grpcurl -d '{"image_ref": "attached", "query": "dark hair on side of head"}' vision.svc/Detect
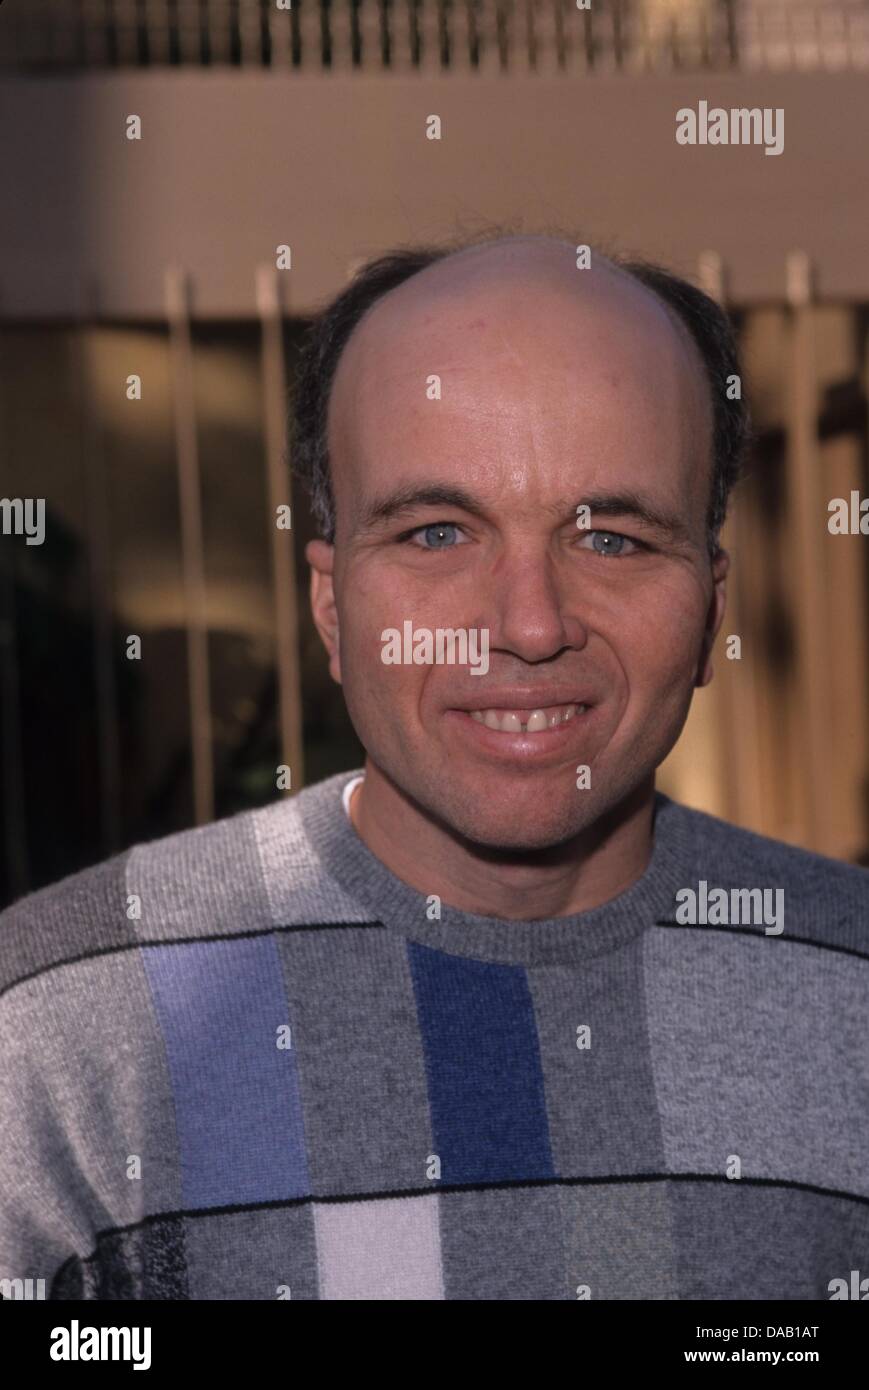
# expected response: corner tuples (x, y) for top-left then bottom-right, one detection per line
(615, 256), (754, 548)
(291, 230), (753, 553)
(291, 244), (453, 544)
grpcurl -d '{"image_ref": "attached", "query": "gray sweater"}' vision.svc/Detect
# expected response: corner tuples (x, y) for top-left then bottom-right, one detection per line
(1, 768), (868, 1300)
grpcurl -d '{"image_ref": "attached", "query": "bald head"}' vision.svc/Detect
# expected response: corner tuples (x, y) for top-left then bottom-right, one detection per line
(336, 234), (708, 399)
(328, 234), (714, 556)
(293, 232), (749, 555)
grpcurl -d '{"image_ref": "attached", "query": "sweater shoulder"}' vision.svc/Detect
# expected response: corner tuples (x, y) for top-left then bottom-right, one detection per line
(0, 782), (360, 1001)
(660, 796), (869, 945)
(0, 849), (135, 999)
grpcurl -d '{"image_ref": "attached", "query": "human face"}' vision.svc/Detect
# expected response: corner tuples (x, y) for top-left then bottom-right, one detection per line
(309, 256), (727, 851)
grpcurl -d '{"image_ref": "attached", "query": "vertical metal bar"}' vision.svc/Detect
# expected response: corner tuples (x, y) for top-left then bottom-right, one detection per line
(554, 0), (565, 70)
(417, 0), (441, 69)
(256, 266), (305, 792)
(786, 251), (835, 853)
(295, 0), (323, 68)
(176, 0), (203, 62)
(581, 1), (594, 70)
(523, 0), (537, 73)
(78, 279), (122, 854)
(165, 266), (214, 824)
(268, 0), (294, 65)
(207, 0), (233, 63)
(238, 0), (263, 62)
(613, 0), (624, 68)
(723, 0), (738, 67)
(0, 327), (30, 898)
(79, 0), (109, 66)
(474, 0), (499, 73)
(357, 0), (383, 68)
(330, 0), (355, 67)
(697, 251), (764, 832)
(114, 0), (140, 63)
(148, 0), (175, 63)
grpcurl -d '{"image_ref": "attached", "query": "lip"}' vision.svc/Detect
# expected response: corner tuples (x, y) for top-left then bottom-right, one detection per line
(448, 692), (596, 713)
(444, 705), (598, 763)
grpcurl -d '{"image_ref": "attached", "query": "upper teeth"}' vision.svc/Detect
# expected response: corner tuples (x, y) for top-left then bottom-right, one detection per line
(469, 703), (585, 733)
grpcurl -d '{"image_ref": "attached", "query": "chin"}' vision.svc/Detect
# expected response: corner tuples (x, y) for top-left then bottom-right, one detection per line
(433, 792), (602, 856)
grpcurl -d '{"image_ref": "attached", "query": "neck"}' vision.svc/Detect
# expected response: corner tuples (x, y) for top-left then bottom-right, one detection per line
(348, 761), (656, 921)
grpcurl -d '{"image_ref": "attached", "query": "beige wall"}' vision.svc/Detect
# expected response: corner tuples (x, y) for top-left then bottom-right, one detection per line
(1, 70), (868, 318)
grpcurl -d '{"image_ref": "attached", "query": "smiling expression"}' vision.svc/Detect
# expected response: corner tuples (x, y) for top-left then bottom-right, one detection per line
(309, 241), (727, 851)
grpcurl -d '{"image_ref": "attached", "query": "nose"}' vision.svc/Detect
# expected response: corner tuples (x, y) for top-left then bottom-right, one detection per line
(481, 547), (590, 663)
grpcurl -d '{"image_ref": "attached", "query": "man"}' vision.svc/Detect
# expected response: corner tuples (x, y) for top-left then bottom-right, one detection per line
(1, 233), (867, 1301)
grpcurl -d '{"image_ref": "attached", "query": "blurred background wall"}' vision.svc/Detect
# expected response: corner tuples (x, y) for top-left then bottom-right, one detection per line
(1, 0), (867, 906)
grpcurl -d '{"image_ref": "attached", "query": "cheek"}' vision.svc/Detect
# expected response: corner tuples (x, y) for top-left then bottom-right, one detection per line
(341, 618), (429, 723)
(339, 576), (399, 666)
(339, 562), (466, 697)
(604, 582), (707, 693)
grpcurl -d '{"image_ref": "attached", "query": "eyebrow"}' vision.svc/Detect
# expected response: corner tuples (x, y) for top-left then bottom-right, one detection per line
(573, 490), (694, 543)
(359, 484), (486, 531)
(358, 482), (693, 543)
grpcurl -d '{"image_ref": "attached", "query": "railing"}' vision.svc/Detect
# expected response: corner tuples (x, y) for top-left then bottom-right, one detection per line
(1, 1), (868, 73)
(0, 265), (308, 903)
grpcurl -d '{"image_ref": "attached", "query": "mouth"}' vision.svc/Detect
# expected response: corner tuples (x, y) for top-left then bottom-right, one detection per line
(444, 699), (597, 763)
(465, 702), (586, 734)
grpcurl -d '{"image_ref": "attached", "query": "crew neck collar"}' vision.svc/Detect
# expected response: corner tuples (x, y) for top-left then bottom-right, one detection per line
(295, 768), (693, 967)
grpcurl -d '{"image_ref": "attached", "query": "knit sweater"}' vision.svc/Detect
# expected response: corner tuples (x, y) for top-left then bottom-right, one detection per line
(1, 768), (868, 1301)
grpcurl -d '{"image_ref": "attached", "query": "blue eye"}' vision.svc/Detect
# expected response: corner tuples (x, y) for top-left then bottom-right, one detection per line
(407, 522), (464, 549)
(580, 530), (637, 557)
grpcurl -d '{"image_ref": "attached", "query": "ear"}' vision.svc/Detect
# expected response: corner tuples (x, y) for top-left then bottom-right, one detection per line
(306, 538), (342, 685)
(696, 546), (729, 689)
